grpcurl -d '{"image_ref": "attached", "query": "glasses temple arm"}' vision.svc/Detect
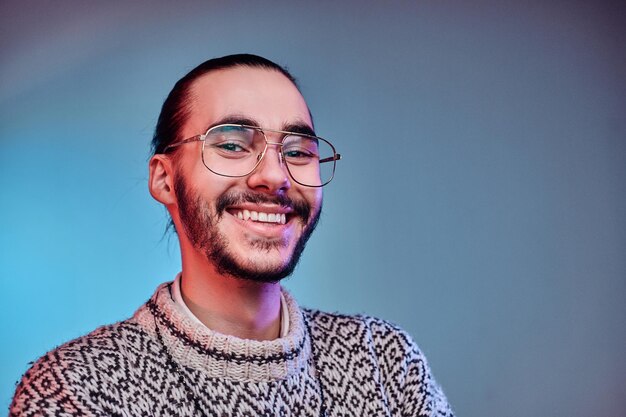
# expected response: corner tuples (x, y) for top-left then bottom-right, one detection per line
(162, 135), (204, 153)
(319, 153), (341, 164)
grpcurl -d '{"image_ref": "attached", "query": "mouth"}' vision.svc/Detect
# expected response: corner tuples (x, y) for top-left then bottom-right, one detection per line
(216, 191), (310, 228)
(229, 209), (288, 225)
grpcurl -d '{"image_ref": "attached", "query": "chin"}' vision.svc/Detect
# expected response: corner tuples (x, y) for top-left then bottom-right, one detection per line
(211, 240), (304, 284)
(218, 259), (297, 283)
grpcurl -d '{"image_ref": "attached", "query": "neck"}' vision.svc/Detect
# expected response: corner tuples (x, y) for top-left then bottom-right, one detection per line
(179, 251), (282, 341)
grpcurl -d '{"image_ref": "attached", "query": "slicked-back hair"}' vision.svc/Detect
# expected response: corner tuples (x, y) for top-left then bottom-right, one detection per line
(151, 54), (300, 156)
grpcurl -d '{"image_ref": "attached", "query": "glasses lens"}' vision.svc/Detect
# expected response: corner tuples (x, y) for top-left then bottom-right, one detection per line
(202, 125), (265, 176)
(201, 125), (337, 186)
(282, 135), (336, 187)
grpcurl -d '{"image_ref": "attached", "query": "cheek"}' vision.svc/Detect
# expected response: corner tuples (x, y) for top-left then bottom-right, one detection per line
(305, 188), (323, 212)
(313, 188), (323, 203)
(189, 173), (239, 207)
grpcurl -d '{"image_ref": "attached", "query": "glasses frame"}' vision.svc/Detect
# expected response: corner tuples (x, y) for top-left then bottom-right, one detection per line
(163, 123), (341, 187)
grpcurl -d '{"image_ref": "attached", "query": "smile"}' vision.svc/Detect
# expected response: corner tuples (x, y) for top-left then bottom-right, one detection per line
(232, 209), (287, 225)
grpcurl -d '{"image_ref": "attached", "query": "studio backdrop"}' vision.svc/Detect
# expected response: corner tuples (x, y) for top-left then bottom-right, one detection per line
(1, 1), (625, 416)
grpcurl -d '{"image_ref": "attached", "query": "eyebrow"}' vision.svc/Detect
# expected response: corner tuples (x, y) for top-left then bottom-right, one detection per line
(207, 114), (316, 137)
(282, 122), (316, 137)
(208, 115), (260, 130)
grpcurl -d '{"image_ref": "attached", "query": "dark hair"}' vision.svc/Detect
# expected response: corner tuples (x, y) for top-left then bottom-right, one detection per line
(151, 54), (299, 156)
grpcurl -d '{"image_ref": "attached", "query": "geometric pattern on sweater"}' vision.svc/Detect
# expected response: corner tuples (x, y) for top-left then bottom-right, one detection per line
(307, 311), (453, 416)
(10, 282), (454, 416)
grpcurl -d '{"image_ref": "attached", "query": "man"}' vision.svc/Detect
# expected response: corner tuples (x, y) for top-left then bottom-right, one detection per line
(11, 54), (453, 416)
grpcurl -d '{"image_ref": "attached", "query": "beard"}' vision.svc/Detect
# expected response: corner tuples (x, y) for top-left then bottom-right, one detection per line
(174, 175), (320, 283)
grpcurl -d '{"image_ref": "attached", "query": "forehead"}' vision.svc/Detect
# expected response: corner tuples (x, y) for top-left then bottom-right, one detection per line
(184, 67), (312, 136)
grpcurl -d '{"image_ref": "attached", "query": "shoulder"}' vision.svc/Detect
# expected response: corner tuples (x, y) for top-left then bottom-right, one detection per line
(10, 320), (147, 416)
(37, 319), (147, 368)
(304, 308), (416, 353)
(304, 309), (454, 416)
(303, 308), (425, 377)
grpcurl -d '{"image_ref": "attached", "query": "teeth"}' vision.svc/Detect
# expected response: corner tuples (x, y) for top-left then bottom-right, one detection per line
(234, 210), (287, 224)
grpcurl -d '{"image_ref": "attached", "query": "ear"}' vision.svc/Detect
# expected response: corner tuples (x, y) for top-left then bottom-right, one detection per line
(149, 154), (177, 205)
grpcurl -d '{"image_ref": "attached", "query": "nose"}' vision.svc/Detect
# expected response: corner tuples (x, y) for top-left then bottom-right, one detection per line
(246, 143), (291, 193)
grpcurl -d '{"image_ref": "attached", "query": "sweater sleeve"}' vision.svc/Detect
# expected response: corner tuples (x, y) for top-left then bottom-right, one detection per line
(368, 318), (454, 417)
(9, 349), (107, 417)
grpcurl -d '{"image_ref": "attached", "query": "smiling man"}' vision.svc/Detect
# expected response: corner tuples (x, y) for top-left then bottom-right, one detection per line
(11, 54), (453, 416)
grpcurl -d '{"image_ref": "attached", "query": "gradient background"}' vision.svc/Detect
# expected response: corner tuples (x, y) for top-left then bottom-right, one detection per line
(1, 1), (625, 415)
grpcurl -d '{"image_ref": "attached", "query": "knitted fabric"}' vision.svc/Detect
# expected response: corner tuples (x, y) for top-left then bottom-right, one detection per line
(10, 282), (454, 416)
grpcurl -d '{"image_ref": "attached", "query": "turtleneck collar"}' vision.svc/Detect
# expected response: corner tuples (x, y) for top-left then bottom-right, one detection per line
(131, 282), (311, 383)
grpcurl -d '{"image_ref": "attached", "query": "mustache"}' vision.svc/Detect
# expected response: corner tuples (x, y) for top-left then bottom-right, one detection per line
(216, 191), (311, 222)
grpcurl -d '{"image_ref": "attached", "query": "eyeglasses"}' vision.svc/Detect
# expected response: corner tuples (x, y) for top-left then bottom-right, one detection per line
(163, 124), (341, 187)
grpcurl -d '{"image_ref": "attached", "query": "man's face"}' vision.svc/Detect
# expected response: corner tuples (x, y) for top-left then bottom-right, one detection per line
(172, 67), (323, 282)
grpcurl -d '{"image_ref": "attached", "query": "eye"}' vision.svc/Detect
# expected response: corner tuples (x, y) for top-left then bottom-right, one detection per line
(282, 136), (319, 164)
(217, 142), (246, 152)
(206, 125), (257, 157)
(283, 146), (318, 166)
(207, 141), (254, 160)
(284, 149), (314, 159)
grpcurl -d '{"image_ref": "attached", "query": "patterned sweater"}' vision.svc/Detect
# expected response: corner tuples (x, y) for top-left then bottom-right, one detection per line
(10, 283), (454, 416)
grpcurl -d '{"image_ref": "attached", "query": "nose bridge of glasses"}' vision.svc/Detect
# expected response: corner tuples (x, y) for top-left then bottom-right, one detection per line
(256, 128), (287, 162)
(259, 127), (287, 146)
(256, 130), (287, 169)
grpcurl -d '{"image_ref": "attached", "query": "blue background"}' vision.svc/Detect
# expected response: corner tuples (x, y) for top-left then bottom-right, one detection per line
(1, 1), (625, 415)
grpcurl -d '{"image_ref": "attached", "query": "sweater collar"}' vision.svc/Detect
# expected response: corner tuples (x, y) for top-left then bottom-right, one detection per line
(134, 282), (311, 382)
